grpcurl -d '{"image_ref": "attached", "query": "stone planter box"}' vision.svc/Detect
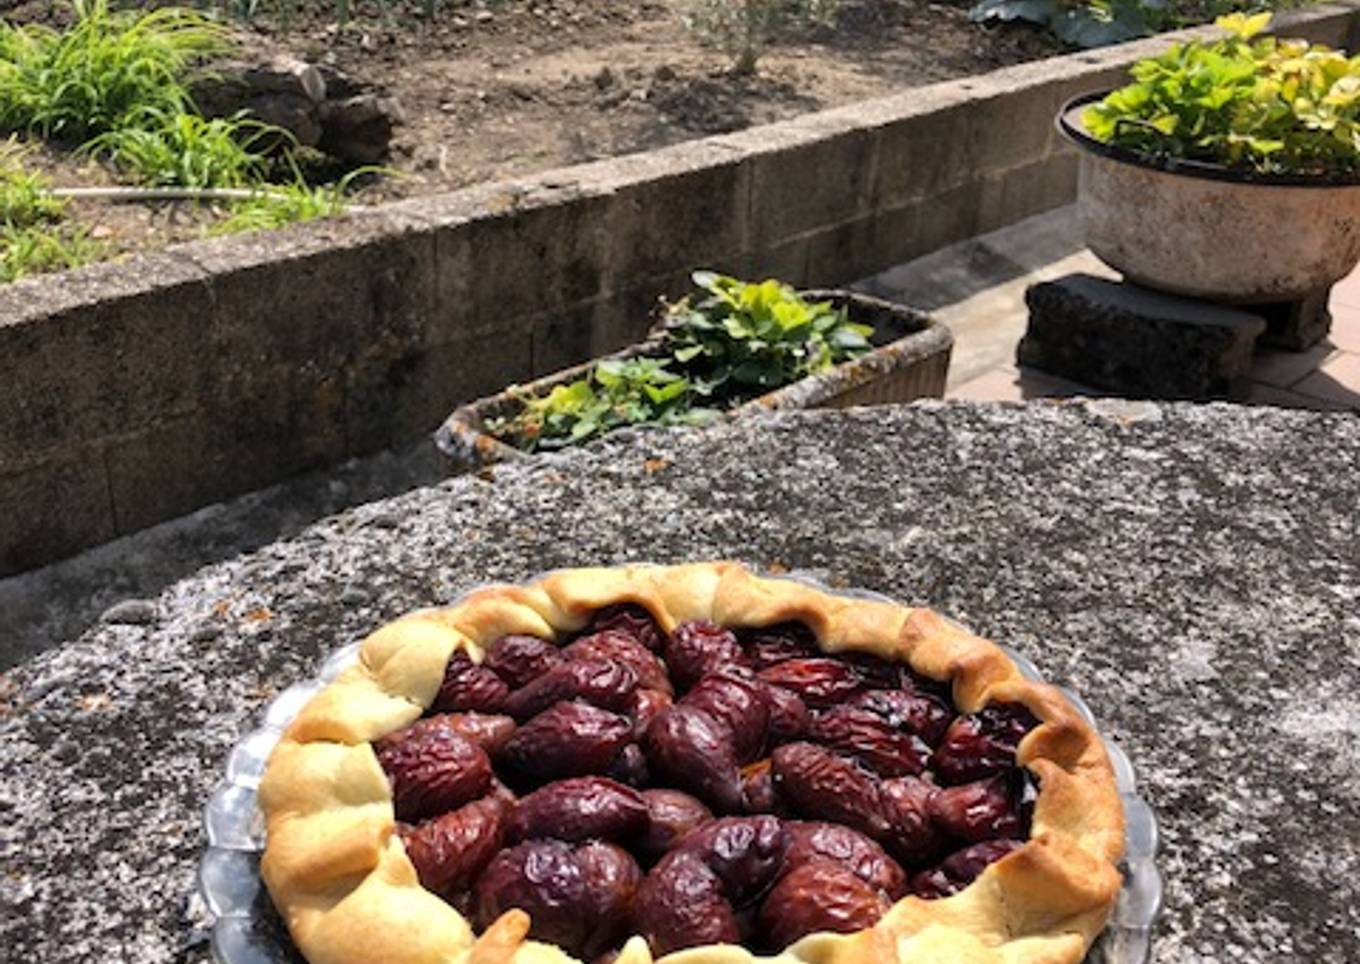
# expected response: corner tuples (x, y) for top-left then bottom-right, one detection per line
(1059, 92), (1360, 304)
(434, 290), (953, 472)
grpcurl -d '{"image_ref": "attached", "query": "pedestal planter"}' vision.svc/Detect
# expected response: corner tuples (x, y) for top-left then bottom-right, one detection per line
(1058, 93), (1360, 305)
(435, 290), (952, 473)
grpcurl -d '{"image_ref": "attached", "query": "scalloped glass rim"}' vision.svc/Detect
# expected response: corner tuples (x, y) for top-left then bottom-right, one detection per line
(197, 567), (1162, 964)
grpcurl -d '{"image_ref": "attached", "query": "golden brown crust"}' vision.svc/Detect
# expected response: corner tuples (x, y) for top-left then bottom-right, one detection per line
(258, 562), (1126, 964)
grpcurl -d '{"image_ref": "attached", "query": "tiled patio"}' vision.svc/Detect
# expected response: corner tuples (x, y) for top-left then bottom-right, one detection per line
(857, 207), (1360, 413)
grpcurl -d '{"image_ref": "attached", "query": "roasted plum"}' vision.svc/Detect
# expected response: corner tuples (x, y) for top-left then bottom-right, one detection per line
(845, 688), (953, 747)
(782, 821), (907, 899)
(586, 603), (663, 653)
(928, 774), (1029, 844)
(770, 742), (890, 840)
(663, 621), (747, 691)
(574, 841), (644, 958)
(878, 775), (948, 866)
(473, 839), (640, 957)
(642, 703), (744, 814)
(757, 659), (863, 708)
(505, 776), (648, 845)
(633, 849), (741, 956)
(808, 705), (931, 777)
(637, 789), (713, 864)
(931, 702), (1041, 785)
(761, 682), (811, 742)
(910, 839), (1024, 899)
(484, 635), (563, 690)
(431, 712), (518, 756)
(673, 816), (789, 906)
(626, 688), (673, 741)
(681, 669), (771, 763)
(741, 622), (819, 668)
(375, 720), (493, 822)
(398, 795), (509, 899)
(432, 650), (511, 714)
(759, 861), (891, 947)
(498, 701), (633, 786)
(502, 658), (639, 721)
(566, 630), (673, 696)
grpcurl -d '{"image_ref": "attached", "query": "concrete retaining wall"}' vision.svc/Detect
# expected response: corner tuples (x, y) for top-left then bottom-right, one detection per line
(2, 2), (1356, 575)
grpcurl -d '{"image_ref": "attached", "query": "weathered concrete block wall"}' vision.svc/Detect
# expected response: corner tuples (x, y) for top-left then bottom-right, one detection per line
(2, 2), (1356, 574)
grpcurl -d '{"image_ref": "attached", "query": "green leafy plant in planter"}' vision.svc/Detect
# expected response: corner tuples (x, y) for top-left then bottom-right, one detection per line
(1082, 13), (1360, 177)
(665, 271), (874, 401)
(486, 358), (712, 453)
(488, 273), (876, 453)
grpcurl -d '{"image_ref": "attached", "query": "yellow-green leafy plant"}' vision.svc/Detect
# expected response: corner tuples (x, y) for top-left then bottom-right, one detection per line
(1083, 13), (1360, 176)
(487, 358), (710, 453)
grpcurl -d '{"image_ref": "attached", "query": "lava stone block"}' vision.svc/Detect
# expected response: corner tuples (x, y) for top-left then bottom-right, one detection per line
(1018, 274), (1265, 400)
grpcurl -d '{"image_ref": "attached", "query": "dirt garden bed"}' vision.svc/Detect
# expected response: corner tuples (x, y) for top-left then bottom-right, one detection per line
(0, 0), (1063, 257)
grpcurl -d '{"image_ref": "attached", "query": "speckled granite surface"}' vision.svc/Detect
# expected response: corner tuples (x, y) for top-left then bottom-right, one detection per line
(2, 401), (1357, 963)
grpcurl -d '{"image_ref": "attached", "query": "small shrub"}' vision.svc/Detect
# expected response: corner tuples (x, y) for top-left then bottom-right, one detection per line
(679, 0), (842, 73)
(0, 0), (226, 141)
(1082, 13), (1360, 177)
(663, 271), (875, 399)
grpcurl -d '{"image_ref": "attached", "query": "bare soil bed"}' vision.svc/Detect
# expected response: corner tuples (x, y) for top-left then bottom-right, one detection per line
(3, 0), (1062, 256)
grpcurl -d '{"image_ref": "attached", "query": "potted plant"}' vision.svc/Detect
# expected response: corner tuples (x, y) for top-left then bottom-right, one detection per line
(1057, 13), (1360, 304)
(435, 273), (952, 470)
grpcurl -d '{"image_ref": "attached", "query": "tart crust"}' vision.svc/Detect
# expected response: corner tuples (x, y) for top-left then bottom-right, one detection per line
(258, 562), (1126, 964)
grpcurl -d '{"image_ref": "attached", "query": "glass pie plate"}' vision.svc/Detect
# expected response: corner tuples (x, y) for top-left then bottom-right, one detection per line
(197, 572), (1163, 964)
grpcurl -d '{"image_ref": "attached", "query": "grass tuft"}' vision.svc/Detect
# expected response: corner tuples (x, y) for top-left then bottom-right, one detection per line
(0, 0), (227, 142)
(80, 108), (281, 188)
(0, 139), (102, 281)
(212, 167), (379, 234)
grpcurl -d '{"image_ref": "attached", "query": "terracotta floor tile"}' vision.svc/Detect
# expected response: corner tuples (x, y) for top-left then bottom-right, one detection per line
(1290, 351), (1360, 410)
(947, 365), (1096, 402)
(948, 366), (1028, 402)
(1246, 382), (1350, 412)
(1334, 264), (1360, 302)
(1250, 344), (1341, 389)
(1328, 303), (1360, 353)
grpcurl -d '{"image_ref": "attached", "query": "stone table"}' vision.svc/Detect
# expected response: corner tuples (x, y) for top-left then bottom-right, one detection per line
(2, 402), (1357, 964)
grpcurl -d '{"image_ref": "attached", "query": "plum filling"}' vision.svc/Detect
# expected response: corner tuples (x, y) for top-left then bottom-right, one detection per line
(375, 612), (1041, 959)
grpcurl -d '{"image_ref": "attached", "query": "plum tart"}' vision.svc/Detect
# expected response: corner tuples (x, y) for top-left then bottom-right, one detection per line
(258, 562), (1124, 964)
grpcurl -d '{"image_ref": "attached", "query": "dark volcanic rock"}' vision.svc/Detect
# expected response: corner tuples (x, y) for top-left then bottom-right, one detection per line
(1019, 274), (1266, 400)
(1, 402), (1358, 963)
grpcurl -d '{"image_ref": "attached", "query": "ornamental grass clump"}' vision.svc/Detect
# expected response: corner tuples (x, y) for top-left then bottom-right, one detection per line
(0, 0), (226, 142)
(1082, 13), (1360, 178)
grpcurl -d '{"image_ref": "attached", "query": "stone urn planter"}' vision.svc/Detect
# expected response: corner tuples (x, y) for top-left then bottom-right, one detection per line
(1058, 92), (1360, 304)
(435, 290), (952, 473)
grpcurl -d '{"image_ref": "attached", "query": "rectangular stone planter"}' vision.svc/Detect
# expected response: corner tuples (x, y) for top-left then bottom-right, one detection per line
(434, 290), (953, 472)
